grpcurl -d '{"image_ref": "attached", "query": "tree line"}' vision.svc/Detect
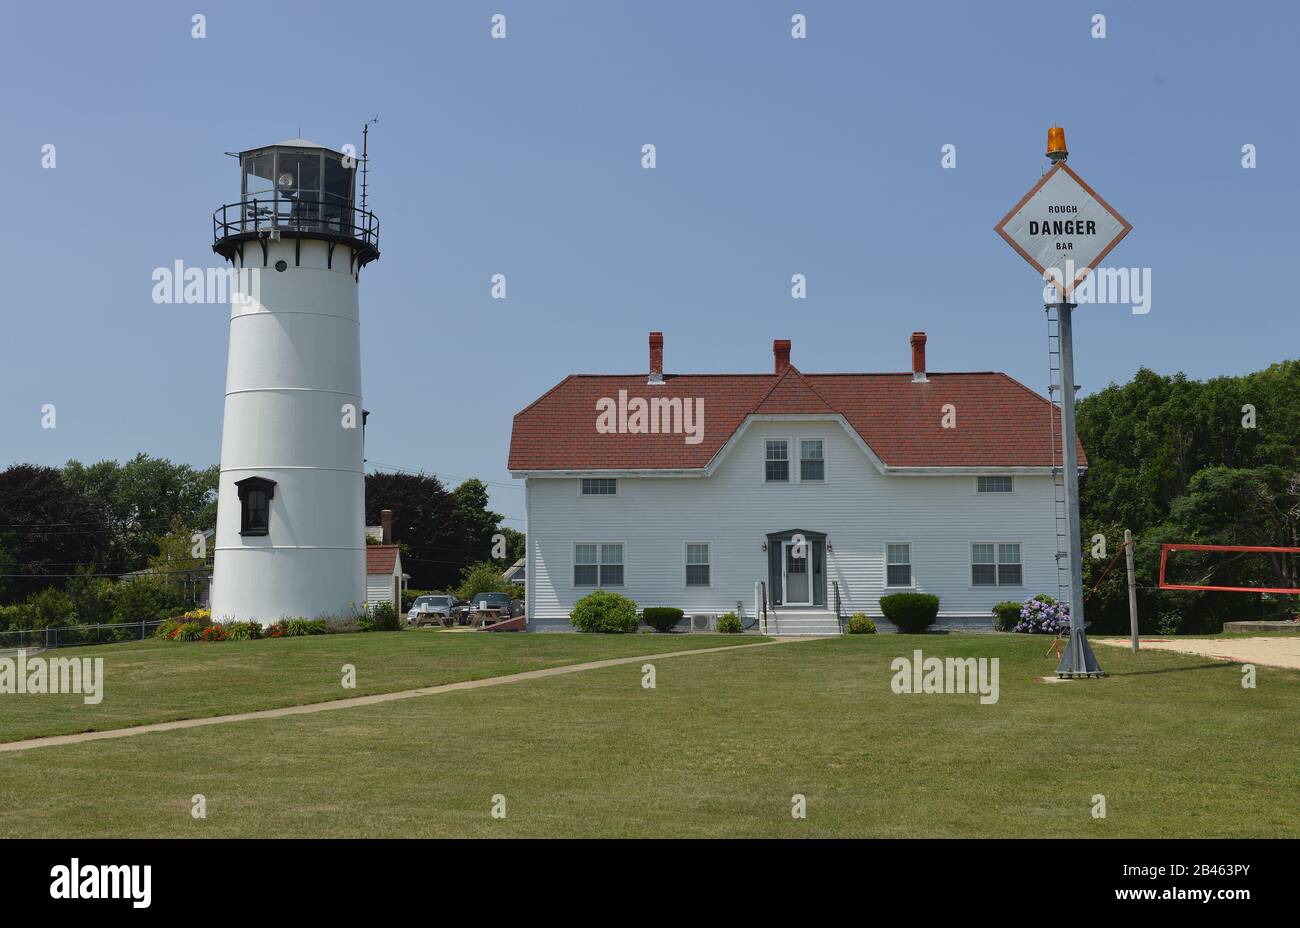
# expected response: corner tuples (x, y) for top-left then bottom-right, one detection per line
(1077, 360), (1300, 633)
(0, 455), (522, 629)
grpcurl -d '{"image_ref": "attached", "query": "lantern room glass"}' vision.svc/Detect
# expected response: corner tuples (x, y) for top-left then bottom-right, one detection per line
(239, 146), (356, 236)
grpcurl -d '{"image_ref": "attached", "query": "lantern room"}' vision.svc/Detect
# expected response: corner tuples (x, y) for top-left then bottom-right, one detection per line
(213, 138), (379, 268)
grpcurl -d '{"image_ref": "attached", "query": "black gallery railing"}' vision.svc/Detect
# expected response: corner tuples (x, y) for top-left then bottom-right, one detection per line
(213, 198), (380, 251)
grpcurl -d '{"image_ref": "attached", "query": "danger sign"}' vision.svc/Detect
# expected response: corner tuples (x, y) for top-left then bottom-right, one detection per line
(995, 162), (1132, 296)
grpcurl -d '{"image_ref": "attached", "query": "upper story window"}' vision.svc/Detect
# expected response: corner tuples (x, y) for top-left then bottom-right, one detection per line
(581, 478), (618, 496)
(234, 476), (276, 537)
(977, 476), (1014, 494)
(800, 440), (825, 481)
(765, 440), (790, 482)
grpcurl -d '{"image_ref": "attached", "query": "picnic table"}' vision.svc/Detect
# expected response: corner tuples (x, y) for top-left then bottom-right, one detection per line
(470, 608), (510, 629)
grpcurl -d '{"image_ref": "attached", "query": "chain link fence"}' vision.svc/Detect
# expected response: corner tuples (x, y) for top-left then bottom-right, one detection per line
(0, 620), (165, 651)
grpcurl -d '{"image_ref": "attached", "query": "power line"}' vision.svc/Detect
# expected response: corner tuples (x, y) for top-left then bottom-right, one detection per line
(365, 461), (523, 492)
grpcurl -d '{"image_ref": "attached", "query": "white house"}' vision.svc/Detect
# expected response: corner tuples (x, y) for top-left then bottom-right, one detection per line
(502, 557), (527, 588)
(508, 331), (1084, 635)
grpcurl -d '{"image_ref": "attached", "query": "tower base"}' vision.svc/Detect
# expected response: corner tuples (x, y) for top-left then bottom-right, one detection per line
(1056, 624), (1107, 678)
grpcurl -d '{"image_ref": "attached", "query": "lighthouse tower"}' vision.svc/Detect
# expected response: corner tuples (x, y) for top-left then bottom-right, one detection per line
(210, 138), (380, 625)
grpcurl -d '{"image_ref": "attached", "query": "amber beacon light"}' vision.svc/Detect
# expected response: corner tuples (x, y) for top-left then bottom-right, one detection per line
(1046, 125), (1069, 162)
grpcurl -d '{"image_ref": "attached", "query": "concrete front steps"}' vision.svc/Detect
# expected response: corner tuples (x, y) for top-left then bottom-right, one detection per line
(762, 611), (843, 636)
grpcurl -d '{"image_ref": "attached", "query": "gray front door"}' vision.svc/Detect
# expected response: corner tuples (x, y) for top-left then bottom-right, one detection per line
(783, 542), (811, 605)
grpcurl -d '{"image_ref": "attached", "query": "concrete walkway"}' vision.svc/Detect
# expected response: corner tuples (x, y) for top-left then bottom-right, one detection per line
(0, 638), (808, 755)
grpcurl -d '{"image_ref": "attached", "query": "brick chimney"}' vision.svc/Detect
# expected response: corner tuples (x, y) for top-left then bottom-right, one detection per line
(910, 332), (928, 382)
(648, 331), (664, 384)
(381, 509), (393, 544)
(773, 339), (792, 375)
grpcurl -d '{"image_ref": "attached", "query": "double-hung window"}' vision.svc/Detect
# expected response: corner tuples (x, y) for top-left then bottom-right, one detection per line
(765, 440), (790, 482)
(972, 543), (1022, 586)
(575, 543), (624, 587)
(685, 543), (711, 587)
(886, 543), (912, 587)
(800, 440), (825, 481)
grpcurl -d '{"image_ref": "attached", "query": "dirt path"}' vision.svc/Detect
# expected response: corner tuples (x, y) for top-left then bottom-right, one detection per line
(1095, 635), (1300, 670)
(0, 637), (810, 755)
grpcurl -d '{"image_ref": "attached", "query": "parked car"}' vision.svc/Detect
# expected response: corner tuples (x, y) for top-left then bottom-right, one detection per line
(469, 591), (509, 611)
(468, 592), (524, 619)
(407, 594), (466, 627)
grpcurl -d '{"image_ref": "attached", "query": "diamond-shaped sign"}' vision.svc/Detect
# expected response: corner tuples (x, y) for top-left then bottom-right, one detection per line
(995, 162), (1132, 296)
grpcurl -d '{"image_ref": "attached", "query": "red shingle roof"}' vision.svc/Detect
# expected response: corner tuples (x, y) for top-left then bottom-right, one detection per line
(366, 545), (399, 575)
(508, 365), (1085, 472)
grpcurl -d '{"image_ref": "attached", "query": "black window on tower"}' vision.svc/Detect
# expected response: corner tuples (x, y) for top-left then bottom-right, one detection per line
(235, 476), (277, 537)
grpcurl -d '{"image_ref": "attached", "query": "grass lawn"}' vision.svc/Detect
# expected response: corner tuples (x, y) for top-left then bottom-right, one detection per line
(1, 633), (1296, 837)
(0, 631), (760, 742)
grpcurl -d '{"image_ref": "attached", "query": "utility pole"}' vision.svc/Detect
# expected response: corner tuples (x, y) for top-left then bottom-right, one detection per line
(1125, 528), (1139, 652)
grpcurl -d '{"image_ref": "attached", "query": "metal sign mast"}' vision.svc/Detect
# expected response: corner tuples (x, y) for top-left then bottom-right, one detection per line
(995, 127), (1133, 679)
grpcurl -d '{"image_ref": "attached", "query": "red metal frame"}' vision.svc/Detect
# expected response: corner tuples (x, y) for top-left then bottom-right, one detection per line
(1158, 543), (1300, 595)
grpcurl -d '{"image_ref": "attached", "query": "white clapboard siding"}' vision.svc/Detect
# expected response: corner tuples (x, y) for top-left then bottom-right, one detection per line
(525, 417), (1061, 628)
(366, 574), (395, 606)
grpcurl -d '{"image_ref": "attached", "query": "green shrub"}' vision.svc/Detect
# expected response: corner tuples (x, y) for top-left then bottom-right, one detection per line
(879, 592), (940, 633)
(1156, 610), (1184, 636)
(716, 612), (742, 634)
(171, 622), (202, 641)
(992, 601), (1022, 632)
(569, 591), (640, 633)
(65, 574), (116, 625)
(370, 601), (402, 632)
(223, 621), (262, 641)
(109, 578), (191, 624)
(267, 618), (329, 638)
(455, 561), (522, 603)
(642, 607), (685, 632)
(847, 613), (876, 634)
(0, 603), (29, 632)
(24, 587), (75, 629)
(154, 618), (181, 639)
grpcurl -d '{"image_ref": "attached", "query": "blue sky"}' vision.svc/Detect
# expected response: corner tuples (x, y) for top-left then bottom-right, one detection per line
(2, 0), (1296, 529)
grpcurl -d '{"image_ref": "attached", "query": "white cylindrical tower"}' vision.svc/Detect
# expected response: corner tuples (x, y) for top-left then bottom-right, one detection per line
(209, 138), (380, 625)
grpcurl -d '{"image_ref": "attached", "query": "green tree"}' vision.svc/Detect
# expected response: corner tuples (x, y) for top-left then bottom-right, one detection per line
(366, 472), (516, 590)
(1077, 361), (1300, 633)
(365, 471), (460, 589)
(455, 561), (524, 602)
(499, 527), (526, 564)
(147, 519), (210, 601)
(0, 464), (112, 602)
(63, 455), (218, 571)
(0, 531), (17, 603)
(451, 478), (503, 562)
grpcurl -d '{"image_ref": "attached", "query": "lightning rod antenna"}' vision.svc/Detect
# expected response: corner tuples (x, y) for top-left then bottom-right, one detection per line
(359, 116), (378, 212)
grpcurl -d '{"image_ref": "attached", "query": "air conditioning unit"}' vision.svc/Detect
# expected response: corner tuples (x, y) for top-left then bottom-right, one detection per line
(691, 613), (714, 633)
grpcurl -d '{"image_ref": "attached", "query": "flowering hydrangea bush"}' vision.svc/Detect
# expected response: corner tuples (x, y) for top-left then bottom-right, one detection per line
(1014, 595), (1071, 634)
